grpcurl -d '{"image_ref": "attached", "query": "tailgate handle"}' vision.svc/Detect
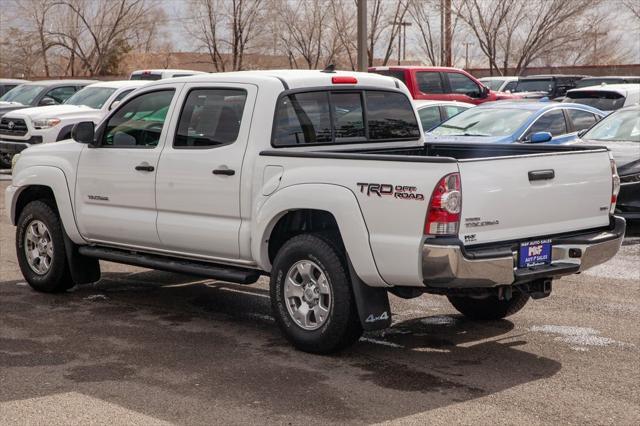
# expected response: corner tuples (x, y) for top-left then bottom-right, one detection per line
(528, 169), (555, 181)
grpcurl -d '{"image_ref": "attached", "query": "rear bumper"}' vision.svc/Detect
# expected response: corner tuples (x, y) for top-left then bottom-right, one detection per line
(422, 216), (625, 288)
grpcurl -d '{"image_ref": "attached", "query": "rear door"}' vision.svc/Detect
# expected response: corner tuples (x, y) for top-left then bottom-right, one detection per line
(155, 82), (256, 260)
(457, 149), (613, 246)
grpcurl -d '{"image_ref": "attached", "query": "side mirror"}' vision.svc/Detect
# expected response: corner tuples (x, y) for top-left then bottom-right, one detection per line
(479, 85), (489, 98)
(39, 97), (56, 106)
(108, 100), (120, 111)
(529, 131), (553, 143)
(71, 121), (95, 145)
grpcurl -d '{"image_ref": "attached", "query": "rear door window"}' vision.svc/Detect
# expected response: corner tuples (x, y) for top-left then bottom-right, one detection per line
(567, 109), (598, 131)
(175, 88), (247, 148)
(416, 72), (445, 94)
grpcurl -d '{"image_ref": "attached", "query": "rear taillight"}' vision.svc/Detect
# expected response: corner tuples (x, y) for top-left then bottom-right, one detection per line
(610, 155), (620, 215)
(425, 172), (461, 236)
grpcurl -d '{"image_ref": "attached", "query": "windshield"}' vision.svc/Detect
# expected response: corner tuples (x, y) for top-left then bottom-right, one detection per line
(430, 108), (534, 137)
(514, 80), (554, 93)
(584, 109), (640, 142)
(0, 85), (45, 105)
(65, 87), (117, 109)
(564, 91), (626, 111)
(481, 80), (505, 91)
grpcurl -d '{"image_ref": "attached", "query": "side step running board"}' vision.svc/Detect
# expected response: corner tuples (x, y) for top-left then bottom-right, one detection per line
(78, 246), (262, 285)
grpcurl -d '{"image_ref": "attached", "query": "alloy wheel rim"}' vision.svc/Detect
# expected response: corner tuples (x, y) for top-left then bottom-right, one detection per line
(284, 260), (332, 330)
(24, 220), (53, 275)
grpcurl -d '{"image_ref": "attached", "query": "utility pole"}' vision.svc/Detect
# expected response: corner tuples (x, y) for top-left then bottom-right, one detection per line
(394, 20), (412, 65)
(443, 0), (452, 66)
(439, 0), (444, 65)
(357, 0), (368, 71)
(585, 30), (607, 63)
(464, 42), (472, 69)
(401, 21), (412, 61)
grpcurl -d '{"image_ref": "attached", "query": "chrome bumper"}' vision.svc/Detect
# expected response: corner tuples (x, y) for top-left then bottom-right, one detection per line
(422, 217), (625, 288)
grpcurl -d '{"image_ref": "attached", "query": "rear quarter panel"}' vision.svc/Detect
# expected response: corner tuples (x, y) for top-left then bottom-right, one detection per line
(252, 154), (459, 286)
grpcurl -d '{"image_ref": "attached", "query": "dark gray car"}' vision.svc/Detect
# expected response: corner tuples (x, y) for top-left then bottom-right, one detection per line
(580, 106), (640, 220)
(0, 79), (96, 117)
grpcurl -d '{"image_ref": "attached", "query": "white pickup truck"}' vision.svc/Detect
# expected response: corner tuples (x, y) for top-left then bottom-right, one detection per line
(6, 70), (625, 354)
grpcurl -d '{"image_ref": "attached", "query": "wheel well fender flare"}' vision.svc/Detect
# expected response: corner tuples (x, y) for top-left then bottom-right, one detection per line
(10, 165), (84, 244)
(252, 183), (388, 287)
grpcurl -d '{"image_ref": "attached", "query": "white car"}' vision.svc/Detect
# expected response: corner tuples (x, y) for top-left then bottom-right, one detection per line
(414, 99), (474, 131)
(6, 70), (624, 354)
(478, 76), (519, 92)
(563, 84), (640, 112)
(129, 69), (206, 80)
(0, 80), (148, 157)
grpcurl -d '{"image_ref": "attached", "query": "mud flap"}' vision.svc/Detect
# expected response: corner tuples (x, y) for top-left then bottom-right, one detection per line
(347, 259), (391, 331)
(63, 233), (101, 284)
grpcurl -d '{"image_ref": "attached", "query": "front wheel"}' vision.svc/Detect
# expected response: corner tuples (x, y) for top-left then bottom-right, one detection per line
(270, 234), (362, 354)
(16, 200), (74, 293)
(447, 291), (530, 320)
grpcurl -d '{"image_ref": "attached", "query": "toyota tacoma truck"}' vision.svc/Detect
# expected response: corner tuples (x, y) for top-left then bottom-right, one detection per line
(6, 70), (625, 354)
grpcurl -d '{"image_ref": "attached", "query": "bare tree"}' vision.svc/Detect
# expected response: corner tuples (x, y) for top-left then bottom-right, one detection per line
(330, 0), (358, 69)
(623, 0), (640, 20)
(457, 0), (600, 75)
(13, 0), (56, 77)
(409, 0), (441, 65)
(46, 0), (152, 76)
(187, 0), (264, 71)
(278, 0), (331, 69)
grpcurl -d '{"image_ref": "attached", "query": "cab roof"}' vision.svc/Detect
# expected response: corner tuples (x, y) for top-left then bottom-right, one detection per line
(155, 69), (400, 91)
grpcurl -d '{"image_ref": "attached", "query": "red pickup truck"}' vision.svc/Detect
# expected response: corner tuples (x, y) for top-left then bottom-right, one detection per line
(369, 66), (519, 105)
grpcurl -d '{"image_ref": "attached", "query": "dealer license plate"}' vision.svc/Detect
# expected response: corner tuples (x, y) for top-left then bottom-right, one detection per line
(518, 239), (552, 268)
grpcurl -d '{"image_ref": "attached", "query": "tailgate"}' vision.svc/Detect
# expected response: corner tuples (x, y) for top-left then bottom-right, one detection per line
(458, 149), (612, 246)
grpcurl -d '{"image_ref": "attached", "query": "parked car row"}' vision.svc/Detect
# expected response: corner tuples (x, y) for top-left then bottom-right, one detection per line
(0, 69), (202, 168)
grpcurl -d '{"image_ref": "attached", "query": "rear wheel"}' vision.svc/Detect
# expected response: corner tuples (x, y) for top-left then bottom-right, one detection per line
(16, 200), (74, 293)
(447, 291), (530, 320)
(270, 234), (362, 354)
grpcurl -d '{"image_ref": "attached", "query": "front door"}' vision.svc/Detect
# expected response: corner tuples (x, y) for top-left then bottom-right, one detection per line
(155, 83), (256, 260)
(75, 87), (181, 248)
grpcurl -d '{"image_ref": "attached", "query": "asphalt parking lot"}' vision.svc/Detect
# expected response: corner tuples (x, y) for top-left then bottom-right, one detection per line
(1, 179), (639, 425)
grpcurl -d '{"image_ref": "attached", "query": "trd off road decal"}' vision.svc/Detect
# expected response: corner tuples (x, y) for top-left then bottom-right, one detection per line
(356, 183), (424, 201)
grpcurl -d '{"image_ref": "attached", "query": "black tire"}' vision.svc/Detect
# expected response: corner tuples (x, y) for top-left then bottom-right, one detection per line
(447, 291), (530, 320)
(16, 200), (74, 293)
(270, 234), (362, 354)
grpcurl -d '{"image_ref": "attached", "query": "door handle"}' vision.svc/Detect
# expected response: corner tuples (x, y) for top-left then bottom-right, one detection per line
(213, 168), (235, 176)
(528, 169), (555, 181)
(135, 164), (155, 172)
